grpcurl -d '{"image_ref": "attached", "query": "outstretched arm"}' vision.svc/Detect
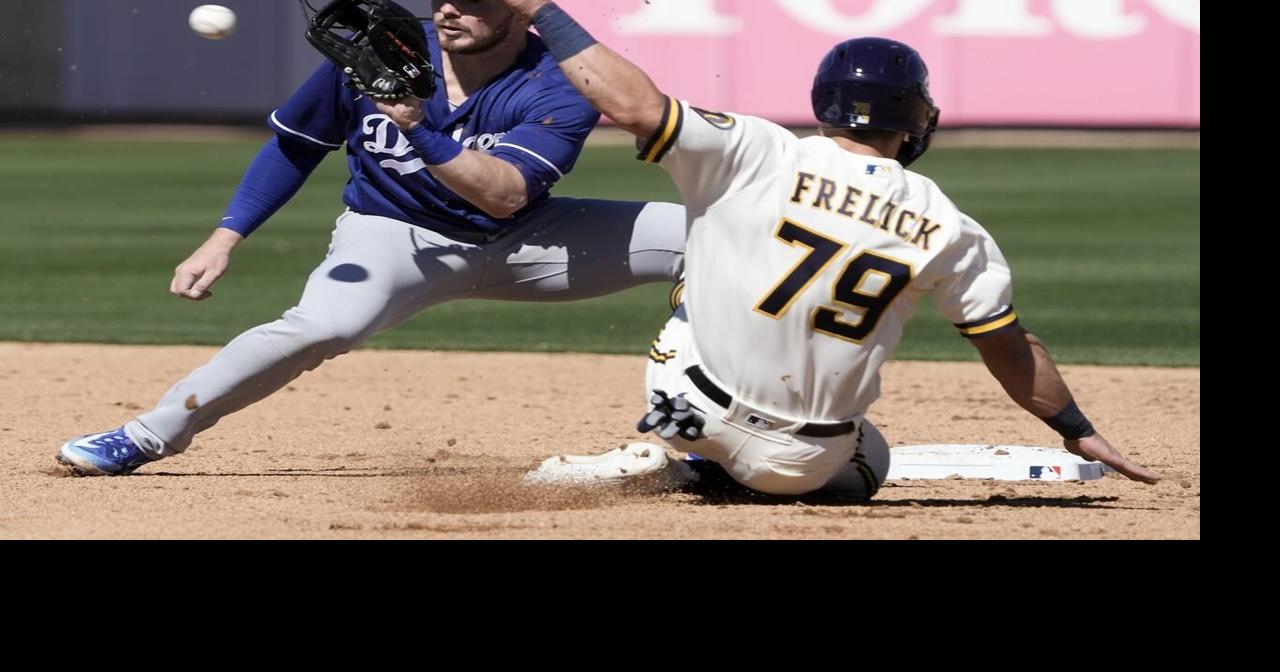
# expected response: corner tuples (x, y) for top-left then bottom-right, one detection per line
(972, 328), (1162, 484)
(376, 99), (530, 219)
(503, 1), (668, 140)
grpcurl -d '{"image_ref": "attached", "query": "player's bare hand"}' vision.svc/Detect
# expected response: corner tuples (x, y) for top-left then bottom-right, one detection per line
(1065, 433), (1162, 485)
(171, 228), (243, 302)
(375, 97), (426, 131)
(499, 0), (551, 20)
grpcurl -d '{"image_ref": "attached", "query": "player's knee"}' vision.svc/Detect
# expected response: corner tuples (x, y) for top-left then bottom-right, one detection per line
(636, 201), (688, 279)
(821, 423), (892, 499)
(308, 323), (371, 356)
(271, 309), (372, 358)
(640, 201), (686, 232)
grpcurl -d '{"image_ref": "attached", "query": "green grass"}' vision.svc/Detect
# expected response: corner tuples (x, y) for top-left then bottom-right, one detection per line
(0, 137), (1199, 366)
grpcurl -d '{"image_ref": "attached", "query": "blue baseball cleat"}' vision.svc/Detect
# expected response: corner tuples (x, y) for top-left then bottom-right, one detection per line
(57, 427), (158, 476)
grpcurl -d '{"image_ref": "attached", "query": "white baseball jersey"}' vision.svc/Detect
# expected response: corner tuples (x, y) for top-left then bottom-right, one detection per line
(640, 98), (1019, 423)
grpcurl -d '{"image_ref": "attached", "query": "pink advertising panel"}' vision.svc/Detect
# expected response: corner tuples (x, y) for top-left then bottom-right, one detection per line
(556, 0), (1200, 126)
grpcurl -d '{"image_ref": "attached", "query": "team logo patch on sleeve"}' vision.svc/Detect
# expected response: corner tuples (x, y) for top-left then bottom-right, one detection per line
(691, 107), (736, 130)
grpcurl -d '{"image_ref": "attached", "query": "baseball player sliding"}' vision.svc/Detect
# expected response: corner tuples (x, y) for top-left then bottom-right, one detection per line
(513, 0), (1161, 497)
(56, 0), (685, 476)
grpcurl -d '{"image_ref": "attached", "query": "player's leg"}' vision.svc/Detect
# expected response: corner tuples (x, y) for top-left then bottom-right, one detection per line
(60, 212), (480, 474)
(471, 198), (684, 301)
(817, 420), (891, 500)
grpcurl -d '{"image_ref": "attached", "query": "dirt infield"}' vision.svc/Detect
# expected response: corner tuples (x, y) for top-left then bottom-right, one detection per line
(0, 342), (1199, 539)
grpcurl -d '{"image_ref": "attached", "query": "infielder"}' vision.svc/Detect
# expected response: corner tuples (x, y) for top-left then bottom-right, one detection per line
(511, 0), (1161, 497)
(56, 0), (685, 476)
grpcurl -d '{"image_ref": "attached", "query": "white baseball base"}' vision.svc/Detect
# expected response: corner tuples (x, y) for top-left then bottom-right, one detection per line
(887, 445), (1115, 482)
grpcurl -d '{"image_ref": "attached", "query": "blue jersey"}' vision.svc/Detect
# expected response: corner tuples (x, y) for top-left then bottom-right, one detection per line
(270, 24), (600, 236)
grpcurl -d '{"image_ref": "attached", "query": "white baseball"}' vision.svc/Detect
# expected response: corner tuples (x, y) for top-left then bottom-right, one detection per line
(189, 4), (237, 40)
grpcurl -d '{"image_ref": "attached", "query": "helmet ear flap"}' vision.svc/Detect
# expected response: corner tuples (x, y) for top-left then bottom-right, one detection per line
(897, 107), (940, 167)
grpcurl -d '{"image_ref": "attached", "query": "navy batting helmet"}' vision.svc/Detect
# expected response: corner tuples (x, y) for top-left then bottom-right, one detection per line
(811, 37), (940, 167)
